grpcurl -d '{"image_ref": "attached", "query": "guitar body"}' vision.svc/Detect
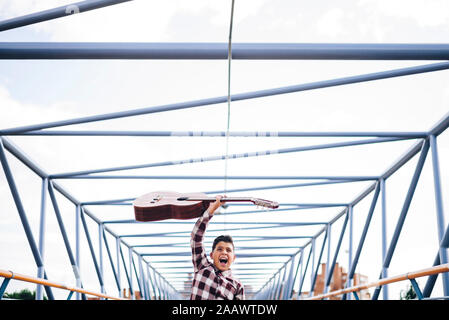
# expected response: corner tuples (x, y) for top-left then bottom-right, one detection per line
(133, 191), (211, 222)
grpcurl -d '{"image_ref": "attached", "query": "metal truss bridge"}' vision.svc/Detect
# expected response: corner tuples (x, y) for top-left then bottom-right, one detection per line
(1, 0), (449, 300)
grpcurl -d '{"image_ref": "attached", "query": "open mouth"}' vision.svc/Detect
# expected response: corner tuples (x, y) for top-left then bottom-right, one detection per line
(219, 257), (228, 266)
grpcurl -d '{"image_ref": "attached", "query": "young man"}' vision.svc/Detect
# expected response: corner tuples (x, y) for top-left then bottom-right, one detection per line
(190, 195), (245, 300)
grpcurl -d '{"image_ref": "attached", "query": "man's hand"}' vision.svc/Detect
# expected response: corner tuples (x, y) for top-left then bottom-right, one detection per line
(208, 195), (224, 215)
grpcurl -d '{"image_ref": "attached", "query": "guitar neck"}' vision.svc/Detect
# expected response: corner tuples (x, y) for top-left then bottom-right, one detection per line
(177, 196), (279, 209)
(177, 197), (253, 202)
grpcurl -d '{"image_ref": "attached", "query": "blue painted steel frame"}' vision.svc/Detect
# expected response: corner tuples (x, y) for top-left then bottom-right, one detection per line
(0, 137), (180, 299)
(3, 42), (449, 60)
(255, 133), (448, 299)
(0, 0), (133, 32)
(0, 139), (55, 300)
(1, 1), (449, 299)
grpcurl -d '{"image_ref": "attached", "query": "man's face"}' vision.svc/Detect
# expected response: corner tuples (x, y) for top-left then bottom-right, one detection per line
(210, 241), (235, 271)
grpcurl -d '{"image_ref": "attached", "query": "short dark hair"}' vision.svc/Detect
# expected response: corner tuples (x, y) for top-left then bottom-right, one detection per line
(212, 235), (234, 251)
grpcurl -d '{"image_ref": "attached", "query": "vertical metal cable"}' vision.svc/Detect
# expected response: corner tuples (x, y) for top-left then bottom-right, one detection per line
(224, 0), (236, 230)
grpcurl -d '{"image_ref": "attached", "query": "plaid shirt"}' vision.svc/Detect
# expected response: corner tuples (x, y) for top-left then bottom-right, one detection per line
(190, 209), (245, 300)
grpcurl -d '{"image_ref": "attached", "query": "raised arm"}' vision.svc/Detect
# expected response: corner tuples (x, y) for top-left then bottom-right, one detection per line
(190, 196), (223, 272)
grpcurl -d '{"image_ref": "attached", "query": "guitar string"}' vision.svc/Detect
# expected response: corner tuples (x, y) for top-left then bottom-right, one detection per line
(224, 0), (236, 232)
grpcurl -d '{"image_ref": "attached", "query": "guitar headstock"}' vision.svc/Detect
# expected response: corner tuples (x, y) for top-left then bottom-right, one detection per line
(251, 198), (279, 209)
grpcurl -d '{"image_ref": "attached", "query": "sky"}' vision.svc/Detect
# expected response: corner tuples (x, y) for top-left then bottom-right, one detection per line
(1, 0), (449, 300)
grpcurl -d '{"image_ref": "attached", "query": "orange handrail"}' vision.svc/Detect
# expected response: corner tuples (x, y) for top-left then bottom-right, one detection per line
(305, 263), (449, 300)
(0, 269), (126, 300)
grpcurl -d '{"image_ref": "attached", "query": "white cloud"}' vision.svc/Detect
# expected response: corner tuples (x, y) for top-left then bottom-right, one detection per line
(0, 85), (78, 128)
(0, 0), (68, 18)
(316, 8), (346, 38)
(358, 0), (449, 27)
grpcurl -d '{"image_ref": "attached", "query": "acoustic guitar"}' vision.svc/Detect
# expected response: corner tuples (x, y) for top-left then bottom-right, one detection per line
(133, 191), (279, 222)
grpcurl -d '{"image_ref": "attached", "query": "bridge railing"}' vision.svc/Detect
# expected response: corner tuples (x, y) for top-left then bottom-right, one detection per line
(304, 263), (449, 300)
(0, 268), (125, 300)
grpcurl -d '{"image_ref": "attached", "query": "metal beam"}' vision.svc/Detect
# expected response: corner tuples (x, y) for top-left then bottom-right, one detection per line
(104, 220), (335, 226)
(49, 137), (404, 178)
(149, 260), (286, 265)
(141, 252), (292, 257)
(0, 138), (55, 300)
(2, 62), (448, 135)
(54, 174), (378, 181)
(372, 140), (430, 300)
(8, 129), (428, 138)
(119, 222), (327, 238)
(348, 183), (381, 279)
(0, 0), (133, 32)
(2, 42), (449, 60)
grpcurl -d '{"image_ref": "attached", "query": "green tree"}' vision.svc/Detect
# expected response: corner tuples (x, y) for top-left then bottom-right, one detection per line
(3, 288), (47, 300)
(400, 284), (417, 300)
